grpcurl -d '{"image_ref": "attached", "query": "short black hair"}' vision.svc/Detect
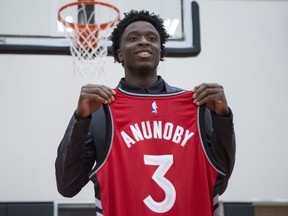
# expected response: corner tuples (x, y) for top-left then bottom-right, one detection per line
(110, 10), (170, 63)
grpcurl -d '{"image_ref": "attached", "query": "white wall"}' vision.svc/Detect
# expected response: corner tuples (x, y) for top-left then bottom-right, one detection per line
(0, 0), (288, 202)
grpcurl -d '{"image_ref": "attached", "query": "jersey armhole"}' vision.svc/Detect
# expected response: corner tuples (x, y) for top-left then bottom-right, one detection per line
(198, 105), (226, 176)
(89, 104), (113, 181)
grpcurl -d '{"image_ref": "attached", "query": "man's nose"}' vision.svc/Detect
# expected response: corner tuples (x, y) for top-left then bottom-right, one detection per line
(138, 36), (149, 45)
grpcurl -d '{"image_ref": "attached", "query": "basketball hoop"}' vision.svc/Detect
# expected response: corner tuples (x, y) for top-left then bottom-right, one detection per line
(58, 1), (120, 78)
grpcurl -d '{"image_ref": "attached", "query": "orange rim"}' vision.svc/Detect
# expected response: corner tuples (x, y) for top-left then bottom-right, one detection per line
(58, 1), (120, 30)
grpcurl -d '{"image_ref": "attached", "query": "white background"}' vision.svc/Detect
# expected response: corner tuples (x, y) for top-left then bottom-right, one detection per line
(0, 0), (288, 203)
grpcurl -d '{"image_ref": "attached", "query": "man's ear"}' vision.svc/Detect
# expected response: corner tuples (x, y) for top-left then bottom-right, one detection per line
(117, 49), (123, 62)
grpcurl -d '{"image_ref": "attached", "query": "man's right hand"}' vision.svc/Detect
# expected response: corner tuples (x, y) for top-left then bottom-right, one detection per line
(75, 84), (116, 118)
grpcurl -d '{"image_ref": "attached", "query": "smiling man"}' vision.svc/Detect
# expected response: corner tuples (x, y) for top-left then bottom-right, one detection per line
(55, 10), (236, 216)
(117, 20), (162, 84)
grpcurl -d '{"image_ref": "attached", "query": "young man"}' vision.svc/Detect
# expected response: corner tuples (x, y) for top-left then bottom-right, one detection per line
(55, 10), (235, 216)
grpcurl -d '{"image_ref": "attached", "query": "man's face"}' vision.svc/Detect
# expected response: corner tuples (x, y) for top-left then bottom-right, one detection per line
(117, 21), (162, 73)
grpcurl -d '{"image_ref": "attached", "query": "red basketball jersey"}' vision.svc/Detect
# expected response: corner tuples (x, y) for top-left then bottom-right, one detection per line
(92, 88), (224, 216)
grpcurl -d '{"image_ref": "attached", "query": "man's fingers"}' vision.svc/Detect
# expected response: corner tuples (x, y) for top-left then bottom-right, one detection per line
(81, 84), (116, 103)
(194, 92), (221, 105)
(193, 83), (223, 104)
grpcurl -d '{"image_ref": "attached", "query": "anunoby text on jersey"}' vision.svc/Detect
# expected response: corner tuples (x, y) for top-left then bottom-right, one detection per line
(120, 121), (195, 148)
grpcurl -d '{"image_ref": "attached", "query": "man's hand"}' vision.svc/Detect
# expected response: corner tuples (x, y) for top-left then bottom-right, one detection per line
(193, 83), (229, 116)
(75, 84), (116, 118)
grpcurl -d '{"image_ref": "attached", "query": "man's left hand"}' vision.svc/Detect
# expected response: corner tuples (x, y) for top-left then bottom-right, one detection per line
(193, 83), (230, 116)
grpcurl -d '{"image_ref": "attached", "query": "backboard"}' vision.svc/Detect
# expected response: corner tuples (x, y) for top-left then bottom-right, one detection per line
(0, 0), (200, 57)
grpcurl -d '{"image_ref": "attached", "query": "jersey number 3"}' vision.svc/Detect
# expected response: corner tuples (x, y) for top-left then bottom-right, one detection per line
(143, 155), (176, 213)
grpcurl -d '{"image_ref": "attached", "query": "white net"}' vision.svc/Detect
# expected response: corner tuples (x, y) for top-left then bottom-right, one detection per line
(58, 1), (120, 78)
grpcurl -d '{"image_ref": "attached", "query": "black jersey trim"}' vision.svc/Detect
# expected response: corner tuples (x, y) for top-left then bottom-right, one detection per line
(96, 207), (103, 214)
(117, 87), (186, 97)
(198, 105), (226, 176)
(89, 104), (114, 180)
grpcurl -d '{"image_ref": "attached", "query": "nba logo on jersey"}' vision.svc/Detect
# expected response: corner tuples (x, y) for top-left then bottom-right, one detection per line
(152, 101), (158, 113)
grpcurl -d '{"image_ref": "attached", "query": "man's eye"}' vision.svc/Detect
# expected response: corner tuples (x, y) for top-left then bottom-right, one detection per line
(129, 36), (138, 41)
(148, 37), (157, 42)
